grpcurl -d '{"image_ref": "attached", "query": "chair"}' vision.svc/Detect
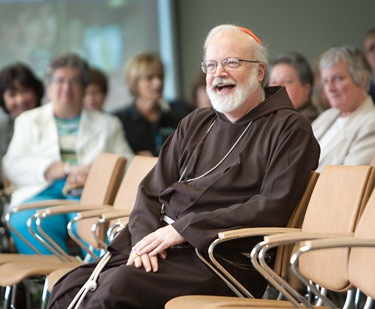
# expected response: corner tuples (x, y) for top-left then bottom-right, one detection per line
(0, 155), (157, 307)
(4, 152), (126, 256)
(44, 155), (158, 293)
(0, 152), (126, 308)
(288, 187), (375, 309)
(165, 165), (375, 309)
(191, 171), (319, 299)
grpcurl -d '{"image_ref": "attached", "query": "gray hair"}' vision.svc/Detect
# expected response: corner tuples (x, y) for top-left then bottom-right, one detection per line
(319, 46), (372, 91)
(44, 53), (91, 87)
(203, 24), (269, 87)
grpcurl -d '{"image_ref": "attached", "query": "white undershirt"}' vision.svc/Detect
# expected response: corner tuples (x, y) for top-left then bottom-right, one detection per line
(319, 116), (349, 150)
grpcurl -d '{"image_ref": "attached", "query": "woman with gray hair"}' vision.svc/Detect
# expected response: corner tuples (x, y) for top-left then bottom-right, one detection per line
(3, 53), (133, 255)
(312, 45), (375, 171)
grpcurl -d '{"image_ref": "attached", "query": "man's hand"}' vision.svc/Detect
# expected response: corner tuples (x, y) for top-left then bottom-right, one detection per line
(126, 251), (164, 272)
(126, 225), (185, 272)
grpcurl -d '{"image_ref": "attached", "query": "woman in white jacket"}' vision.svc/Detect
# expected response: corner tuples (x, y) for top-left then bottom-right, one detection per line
(312, 46), (375, 171)
(4, 53), (133, 255)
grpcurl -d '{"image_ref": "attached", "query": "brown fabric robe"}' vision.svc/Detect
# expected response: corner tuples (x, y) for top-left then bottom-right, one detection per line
(48, 87), (320, 309)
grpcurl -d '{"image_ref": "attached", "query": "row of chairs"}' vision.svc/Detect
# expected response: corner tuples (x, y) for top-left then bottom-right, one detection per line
(1, 156), (375, 308)
(166, 165), (375, 308)
(0, 153), (157, 308)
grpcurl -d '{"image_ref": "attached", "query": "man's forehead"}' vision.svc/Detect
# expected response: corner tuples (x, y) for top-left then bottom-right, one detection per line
(206, 32), (254, 57)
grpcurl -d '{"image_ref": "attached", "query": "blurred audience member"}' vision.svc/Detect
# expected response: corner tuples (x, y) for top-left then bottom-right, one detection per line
(269, 51), (320, 122)
(363, 28), (375, 102)
(311, 53), (331, 112)
(312, 46), (375, 171)
(191, 70), (211, 109)
(113, 52), (185, 156)
(4, 53), (133, 255)
(83, 67), (108, 111)
(0, 63), (44, 189)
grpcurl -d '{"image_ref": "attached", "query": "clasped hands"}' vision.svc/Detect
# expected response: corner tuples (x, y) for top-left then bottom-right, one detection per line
(127, 225), (185, 272)
(66, 165), (90, 186)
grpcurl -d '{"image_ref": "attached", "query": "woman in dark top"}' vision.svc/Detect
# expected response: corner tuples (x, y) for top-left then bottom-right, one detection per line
(114, 52), (187, 156)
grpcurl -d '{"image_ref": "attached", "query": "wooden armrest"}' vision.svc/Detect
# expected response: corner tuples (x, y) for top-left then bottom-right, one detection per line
(264, 231), (354, 245)
(304, 236), (375, 250)
(218, 227), (301, 240)
(35, 204), (113, 216)
(101, 209), (132, 220)
(12, 200), (78, 212)
(75, 207), (115, 219)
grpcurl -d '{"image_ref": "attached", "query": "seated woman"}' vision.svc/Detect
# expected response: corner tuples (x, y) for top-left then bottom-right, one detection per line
(82, 67), (108, 111)
(113, 52), (187, 157)
(268, 51), (320, 122)
(0, 63), (44, 189)
(312, 45), (375, 171)
(3, 53), (133, 255)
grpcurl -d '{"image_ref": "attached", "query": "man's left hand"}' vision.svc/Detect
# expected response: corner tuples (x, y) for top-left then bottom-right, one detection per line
(132, 225), (185, 257)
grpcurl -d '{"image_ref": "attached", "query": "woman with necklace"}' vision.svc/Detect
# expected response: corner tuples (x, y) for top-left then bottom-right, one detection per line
(4, 53), (133, 256)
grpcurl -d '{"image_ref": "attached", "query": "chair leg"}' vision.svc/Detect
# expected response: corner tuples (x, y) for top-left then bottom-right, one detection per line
(3, 285), (12, 309)
(41, 279), (50, 309)
(343, 288), (356, 309)
(363, 296), (374, 309)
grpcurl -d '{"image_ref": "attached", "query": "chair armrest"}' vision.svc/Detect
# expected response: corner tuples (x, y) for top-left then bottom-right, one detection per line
(101, 209), (132, 220)
(218, 227), (301, 240)
(263, 231), (354, 245)
(36, 204), (113, 216)
(74, 207), (114, 219)
(303, 236), (375, 250)
(12, 200), (78, 212)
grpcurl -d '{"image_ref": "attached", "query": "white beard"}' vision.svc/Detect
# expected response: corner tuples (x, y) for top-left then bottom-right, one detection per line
(207, 71), (259, 114)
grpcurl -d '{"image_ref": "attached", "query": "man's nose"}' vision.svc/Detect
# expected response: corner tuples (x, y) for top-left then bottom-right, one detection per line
(214, 63), (228, 77)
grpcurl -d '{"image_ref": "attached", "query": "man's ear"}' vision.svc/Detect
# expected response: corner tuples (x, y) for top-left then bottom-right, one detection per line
(257, 63), (266, 83)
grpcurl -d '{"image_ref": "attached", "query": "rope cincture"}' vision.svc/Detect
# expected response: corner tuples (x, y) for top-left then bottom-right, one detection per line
(68, 252), (112, 309)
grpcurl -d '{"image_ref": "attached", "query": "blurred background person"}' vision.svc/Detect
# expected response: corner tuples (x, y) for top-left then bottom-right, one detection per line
(268, 51), (320, 122)
(113, 51), (187, 157)
(0, 63), (44, 189)
(82, 67), (108, 111)
(190, 70), (211, 109)
(311, 53), (331, 113)
(363, 28), (375, 102)
(3, 53), (133, 255)
(312, 46), (375, 171)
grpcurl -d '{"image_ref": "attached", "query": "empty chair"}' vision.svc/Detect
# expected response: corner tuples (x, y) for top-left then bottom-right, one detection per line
(290, 187), (375, 309)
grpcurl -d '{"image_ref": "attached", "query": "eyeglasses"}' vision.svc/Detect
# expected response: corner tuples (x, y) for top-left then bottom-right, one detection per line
(201, 57), (260, 74)
(51, 77), (82, 87)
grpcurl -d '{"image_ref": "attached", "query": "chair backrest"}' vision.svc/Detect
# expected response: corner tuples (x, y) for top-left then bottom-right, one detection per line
(348, 188), (375, 299)
(80, 153), (126, 206)
(273, 171), (319, 278)
(112, 155), (158, 212)
(76, 152), (127, 244)
(298, 165), (375, 291)
(77, 155), (157, 247)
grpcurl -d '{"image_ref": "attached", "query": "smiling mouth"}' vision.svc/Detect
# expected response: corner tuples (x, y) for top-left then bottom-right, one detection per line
(217, 84), (235, 91)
